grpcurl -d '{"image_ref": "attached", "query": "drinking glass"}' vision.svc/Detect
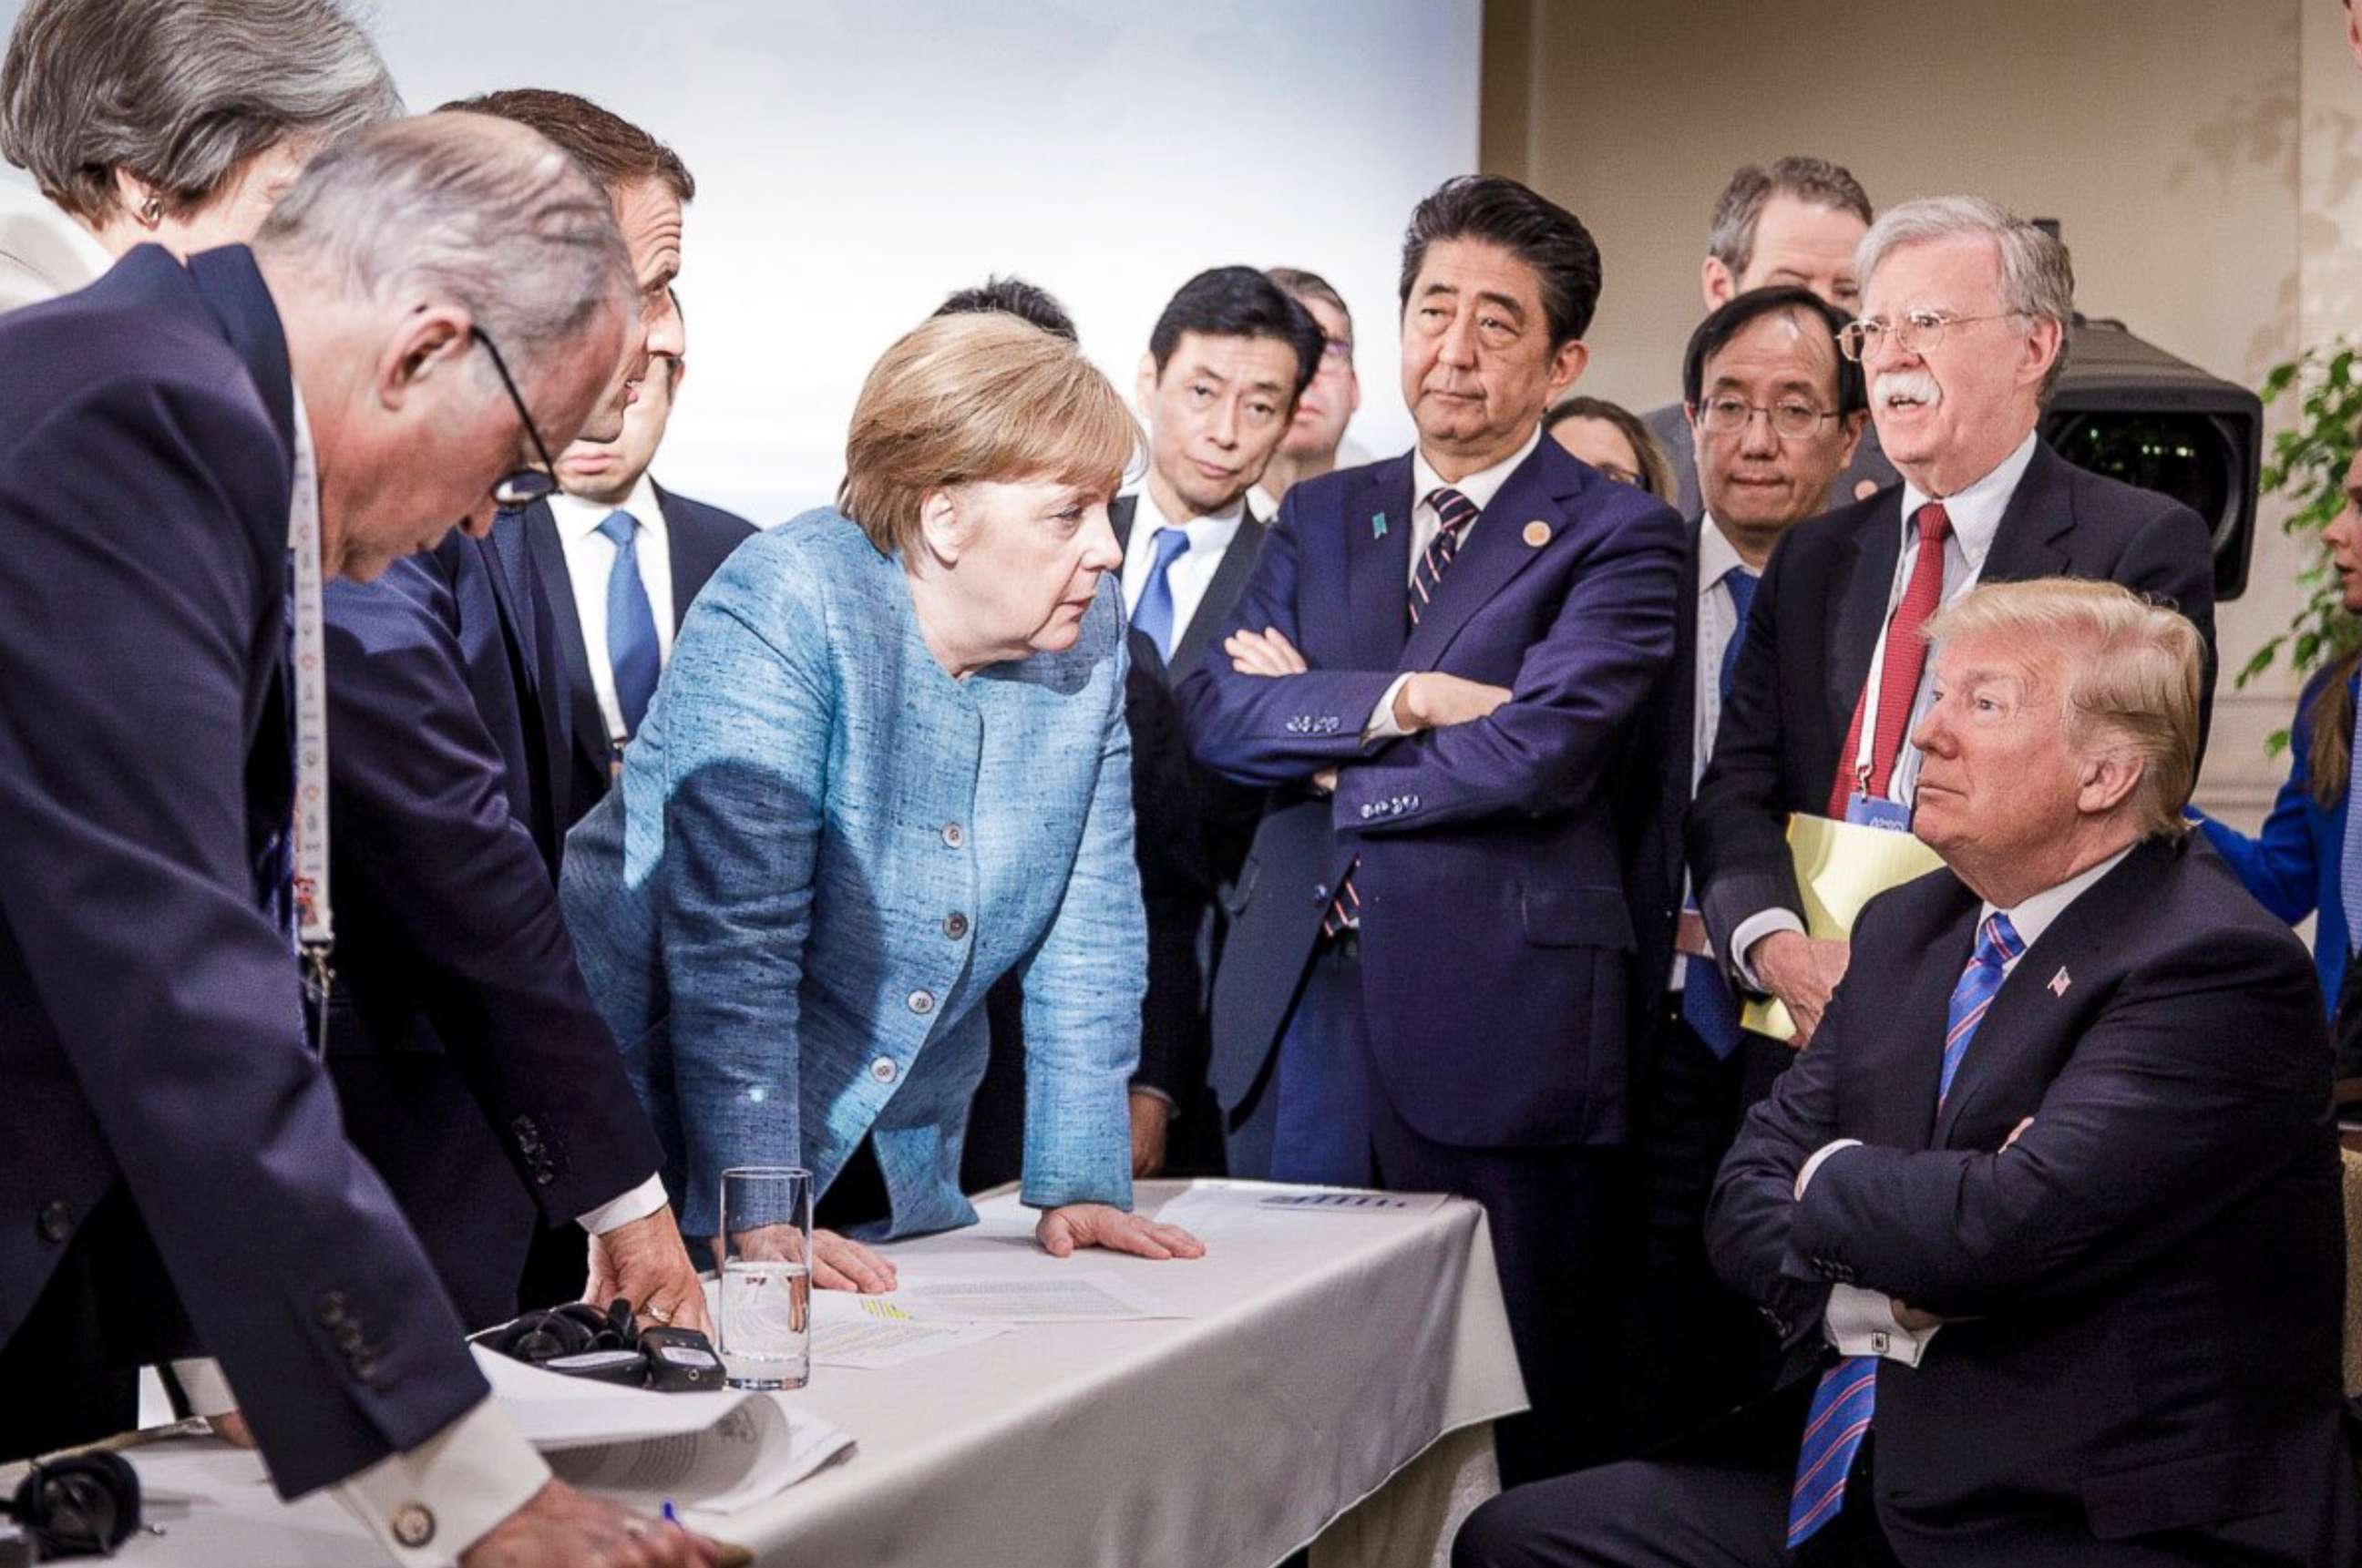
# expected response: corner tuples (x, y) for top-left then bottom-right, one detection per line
(717, 1166), (813, 1390)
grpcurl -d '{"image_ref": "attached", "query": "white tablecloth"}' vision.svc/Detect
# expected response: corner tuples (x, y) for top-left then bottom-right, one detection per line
(109, 1181), (1526, 1567)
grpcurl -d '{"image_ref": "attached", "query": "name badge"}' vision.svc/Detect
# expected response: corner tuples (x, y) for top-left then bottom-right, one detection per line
(1843, 793), (1913, 834)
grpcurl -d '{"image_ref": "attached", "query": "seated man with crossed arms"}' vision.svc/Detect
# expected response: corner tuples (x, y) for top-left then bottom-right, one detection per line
(1459, 579), (2358, 1566)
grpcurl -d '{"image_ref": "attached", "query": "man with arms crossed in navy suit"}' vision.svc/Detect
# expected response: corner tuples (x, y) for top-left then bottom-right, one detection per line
(1181, 176), (1684, 1482)
(1460, 579), (2360, 1566)
(0, 115), (715, 1566)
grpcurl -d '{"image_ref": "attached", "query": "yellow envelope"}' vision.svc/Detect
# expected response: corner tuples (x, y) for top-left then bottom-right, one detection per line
(1740, 813), (1946, 1042)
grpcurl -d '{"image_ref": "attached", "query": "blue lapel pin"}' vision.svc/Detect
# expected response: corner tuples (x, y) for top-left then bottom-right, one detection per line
(1371, 512), (1389, 539)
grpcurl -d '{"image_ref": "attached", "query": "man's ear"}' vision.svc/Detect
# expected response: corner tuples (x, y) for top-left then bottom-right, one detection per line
(2019, 315), (2065, 394)
(1836, 409), (1868, 468)
(2078, 749), (2143, 817)
(377, 305), (474, 413)
(1701, 254), (1737, 311)
(1546, 338), (1589, 402)
(1135, 352), (1161, 413)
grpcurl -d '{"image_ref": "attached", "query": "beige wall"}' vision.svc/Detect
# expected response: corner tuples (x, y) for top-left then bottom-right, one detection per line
(1483, 0), (2357, 815)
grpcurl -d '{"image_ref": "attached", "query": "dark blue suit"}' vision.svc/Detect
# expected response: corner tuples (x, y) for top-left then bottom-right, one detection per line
(0, 246), (484, 1493)
(1178, 436), (1684, 1481)
(321, 513), (662, 1327)
(515, 486), (755, 831)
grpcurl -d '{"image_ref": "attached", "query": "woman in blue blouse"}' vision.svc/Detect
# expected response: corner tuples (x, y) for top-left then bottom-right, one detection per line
(562, 313), (1204, 1286)
(2195, 449), (2362, 1016)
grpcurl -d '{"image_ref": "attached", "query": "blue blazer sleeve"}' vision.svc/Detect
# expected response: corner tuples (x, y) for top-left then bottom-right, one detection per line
(1176, 493), (1400, 785)
(0, 374), (484, 1494)
(647, 575), (835, 1235)
(1015, 597), (1145, 1211)
(2192, 692), (2323, 925)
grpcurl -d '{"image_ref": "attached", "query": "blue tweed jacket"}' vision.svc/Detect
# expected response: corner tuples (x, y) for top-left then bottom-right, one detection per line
(560, 509), (1143, 1238)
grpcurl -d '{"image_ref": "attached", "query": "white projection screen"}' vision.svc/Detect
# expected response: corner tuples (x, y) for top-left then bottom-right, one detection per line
(0, 0), (1483, 521)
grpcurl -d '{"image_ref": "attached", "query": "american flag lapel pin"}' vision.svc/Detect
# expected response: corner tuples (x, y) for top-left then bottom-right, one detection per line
(1371, 511), (1389, 539)
(2048, 966), (2071, 999)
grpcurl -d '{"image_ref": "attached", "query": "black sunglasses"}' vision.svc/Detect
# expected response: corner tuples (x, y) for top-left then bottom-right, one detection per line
(469, 325), (561, 508)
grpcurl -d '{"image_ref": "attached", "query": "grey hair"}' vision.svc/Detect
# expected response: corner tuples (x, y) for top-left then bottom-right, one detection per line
(252, 114), (635, 400)
(1705, 155), (1873, 277)
(1, 0), (401, 221)
(1855, 194), (2077, 403)
(1923, 579), (2202, 842)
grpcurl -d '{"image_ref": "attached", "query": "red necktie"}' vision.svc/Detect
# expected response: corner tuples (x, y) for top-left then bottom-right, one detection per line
(1826, 502), (1951, 816)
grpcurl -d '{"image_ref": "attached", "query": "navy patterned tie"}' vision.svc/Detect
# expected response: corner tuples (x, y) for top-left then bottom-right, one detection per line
(1679, 567), (1759, 1058)
(599, 509), (661, 737)
(1325, 487), (1483, 937)
(1788, 910), (2023, 1546)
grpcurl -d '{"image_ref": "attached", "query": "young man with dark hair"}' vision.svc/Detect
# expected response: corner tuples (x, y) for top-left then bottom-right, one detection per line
(1180, 175), (1684, 1483)
(1644, 154), (1895, 517)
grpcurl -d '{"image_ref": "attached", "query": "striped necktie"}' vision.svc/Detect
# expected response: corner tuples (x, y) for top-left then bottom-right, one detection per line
(1322, 486), (1481, 938)
(1788, 909), (2022, 1547)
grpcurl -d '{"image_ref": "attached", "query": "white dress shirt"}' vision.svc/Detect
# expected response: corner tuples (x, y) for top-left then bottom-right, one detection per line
(1116, 484), (1247, 651)
(549, 477), (676, 748)
(1731, 429), (2041, 980)
(1798, 842), (2133, 1367)
(1366, 426), (1545, 740)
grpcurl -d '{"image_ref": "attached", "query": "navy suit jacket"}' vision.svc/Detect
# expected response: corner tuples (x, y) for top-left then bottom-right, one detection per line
(1689, 440), (2218, 980)
(1711, 836), (2358, 1563)
(321, 511), (662, 1324)
(516, 486), (755, 831)
(0, 245), (483, 1494)
(1178, 437), (1685, 1148)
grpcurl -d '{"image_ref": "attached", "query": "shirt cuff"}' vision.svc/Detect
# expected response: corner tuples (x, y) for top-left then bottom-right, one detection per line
(1363, 672), (1416, 743)
(1794, 1137), (1864, 1202)
(1822, 1284), (1938, 1366)
(170, 1358), (238, 1419)
(1128, 1082), (1176, 1110)
(576, 1173), (668, 1236)
(333, 1398), (551, 1567)
(1730, 907), (1806, 990)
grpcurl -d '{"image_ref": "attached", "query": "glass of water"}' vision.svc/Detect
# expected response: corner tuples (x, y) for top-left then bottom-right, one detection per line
(717, 1165), (813, 1390)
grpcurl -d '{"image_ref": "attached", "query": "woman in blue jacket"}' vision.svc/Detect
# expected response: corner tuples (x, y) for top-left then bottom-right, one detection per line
(562, 313), (1204, 1287)
(2195, 452), (2362, 1016)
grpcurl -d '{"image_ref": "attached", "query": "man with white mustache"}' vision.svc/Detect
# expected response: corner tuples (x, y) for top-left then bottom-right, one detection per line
(1689, 195), (2216, 1050)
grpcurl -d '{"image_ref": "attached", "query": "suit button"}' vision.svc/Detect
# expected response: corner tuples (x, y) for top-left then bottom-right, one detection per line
(36, 1201), (74, 1245)
(870, 1057), (899, 1085)
(1359, 804), (1373, 820)
(1312, 884), (1330, 903)
(334, 1321), (366, 1353)
(907, 989), (934, 1016)
(316, 1291), (350, 1327)
(533, 1163), (556, 1186)
(390, 1503), (436, 1549)
(940, 822), (965, 849)
(943, 912), (969, 940)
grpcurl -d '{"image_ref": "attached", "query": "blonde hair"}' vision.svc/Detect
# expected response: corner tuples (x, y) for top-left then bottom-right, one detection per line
(1922, 579), (2202, 841)
(839, 313), (1139, 557)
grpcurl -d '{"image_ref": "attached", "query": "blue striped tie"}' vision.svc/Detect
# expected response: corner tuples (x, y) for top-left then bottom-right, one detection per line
(1788, 909), (2022, 1547)
(1407, 485), (1479, 628)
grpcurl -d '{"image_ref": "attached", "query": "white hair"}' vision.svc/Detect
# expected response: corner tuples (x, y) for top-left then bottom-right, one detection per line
(1855, 195), (2075, 402)
(252, 113), (635, 401)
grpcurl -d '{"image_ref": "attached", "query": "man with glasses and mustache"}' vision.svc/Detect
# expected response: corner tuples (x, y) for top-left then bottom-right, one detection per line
(1689, 196), (2215, 1057)
(308, 91), (710, 1350)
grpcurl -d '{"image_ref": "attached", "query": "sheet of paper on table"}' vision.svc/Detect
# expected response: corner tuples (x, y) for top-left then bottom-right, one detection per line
(1153, 1180), (1452, 1238)
(859, 1268), (1189, 1324)
(809, 1289), (1010, 1368)
(475, 1346), (852, 1513)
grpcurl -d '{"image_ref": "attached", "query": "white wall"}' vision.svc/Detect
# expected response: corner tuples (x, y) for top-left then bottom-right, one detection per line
(0, 0), (1480, 521)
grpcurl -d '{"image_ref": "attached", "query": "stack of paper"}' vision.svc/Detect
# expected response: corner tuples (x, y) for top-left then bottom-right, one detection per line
(475, 1347), (852, 1514)
(1741, 812), (1946, 1041)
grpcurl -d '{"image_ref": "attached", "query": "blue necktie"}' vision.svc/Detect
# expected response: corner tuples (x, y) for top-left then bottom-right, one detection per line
(1679, 566), (1760, 1059)
(2341, 690), (2362, 951)
(599, 508), (661, 737)
(1789, 909), (2023, 1547)
(1130, 526), (1193, 662)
